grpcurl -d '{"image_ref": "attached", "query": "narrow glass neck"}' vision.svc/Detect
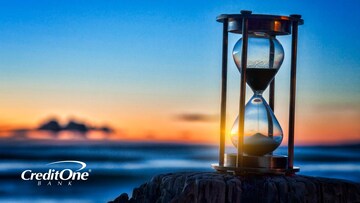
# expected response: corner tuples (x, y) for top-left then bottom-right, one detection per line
(253, 90), (264, 96)
(249, 93), (265, 103)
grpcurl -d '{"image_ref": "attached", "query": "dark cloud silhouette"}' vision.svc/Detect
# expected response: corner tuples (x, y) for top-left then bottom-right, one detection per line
(37, 118), (115, 134)
(63, 121), (89, 133)
(175, 113), (217, 122)
(5, 117), (116, 140)
(97, 126), (114, 133)
(38, 119), (62, 132)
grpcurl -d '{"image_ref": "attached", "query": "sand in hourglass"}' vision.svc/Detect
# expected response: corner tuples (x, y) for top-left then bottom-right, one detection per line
(244, 133), (279, 156)
(246, 68), (278, 92)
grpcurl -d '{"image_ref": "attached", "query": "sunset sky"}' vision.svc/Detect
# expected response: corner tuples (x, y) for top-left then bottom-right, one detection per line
(0, 0), (359, 144)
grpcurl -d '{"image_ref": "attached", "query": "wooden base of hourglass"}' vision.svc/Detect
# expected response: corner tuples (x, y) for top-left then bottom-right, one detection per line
(211, 154), (299, 175)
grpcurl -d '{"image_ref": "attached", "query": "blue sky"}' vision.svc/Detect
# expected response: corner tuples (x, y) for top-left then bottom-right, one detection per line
(0, 0), (359, 143)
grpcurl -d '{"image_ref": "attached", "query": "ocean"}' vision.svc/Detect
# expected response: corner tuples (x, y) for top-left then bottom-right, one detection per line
(0, 140), (359, 203)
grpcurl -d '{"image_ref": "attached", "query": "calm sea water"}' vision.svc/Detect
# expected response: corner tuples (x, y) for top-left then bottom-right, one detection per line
(0, 140), (359, 203)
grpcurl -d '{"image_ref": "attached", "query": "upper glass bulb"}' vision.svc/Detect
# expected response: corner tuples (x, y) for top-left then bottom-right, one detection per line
(232, 33), (285, 93)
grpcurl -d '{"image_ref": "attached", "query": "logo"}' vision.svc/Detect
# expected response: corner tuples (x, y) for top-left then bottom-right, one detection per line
(21, 160), (91, 186)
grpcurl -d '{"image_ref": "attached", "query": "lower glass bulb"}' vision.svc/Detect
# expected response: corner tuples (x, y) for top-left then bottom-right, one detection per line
(230, 94), (283, 156)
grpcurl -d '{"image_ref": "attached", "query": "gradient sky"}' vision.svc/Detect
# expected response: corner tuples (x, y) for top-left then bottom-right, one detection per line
(0, 0), (359, 144)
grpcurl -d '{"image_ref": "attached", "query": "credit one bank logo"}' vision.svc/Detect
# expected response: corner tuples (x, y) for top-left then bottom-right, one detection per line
(21, 160), (91, 186)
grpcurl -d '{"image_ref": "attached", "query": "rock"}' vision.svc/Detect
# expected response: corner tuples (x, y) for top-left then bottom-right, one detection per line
(109, 193), (129, 203)
(111, 172), (360, 203)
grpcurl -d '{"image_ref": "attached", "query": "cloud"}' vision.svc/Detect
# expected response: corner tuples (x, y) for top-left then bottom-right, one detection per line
(174, 113), (217, 122)
(3, 116), (116, 140)
(37, 118), (115, 134)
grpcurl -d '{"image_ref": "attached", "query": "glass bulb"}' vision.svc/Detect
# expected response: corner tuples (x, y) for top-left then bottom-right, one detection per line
(233, 33), (284, 70)
(230, 94), (283, 156)
(233, 34), (284, 93)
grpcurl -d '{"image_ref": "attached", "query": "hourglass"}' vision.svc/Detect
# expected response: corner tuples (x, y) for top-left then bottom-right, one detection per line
(212, 11), (303, 174)
(230, 34), (284, 156)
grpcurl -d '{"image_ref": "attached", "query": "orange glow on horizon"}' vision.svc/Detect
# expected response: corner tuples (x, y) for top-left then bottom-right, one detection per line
(0, 97), (358, 145)
(0, 115), (358, 145)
